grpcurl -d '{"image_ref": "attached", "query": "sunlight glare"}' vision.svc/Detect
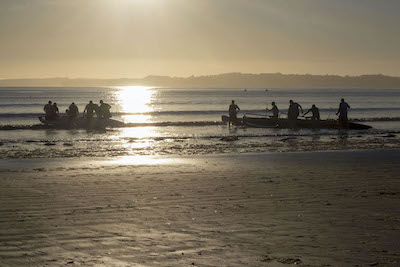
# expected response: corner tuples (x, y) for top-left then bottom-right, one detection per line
(115, 86), (155, 123)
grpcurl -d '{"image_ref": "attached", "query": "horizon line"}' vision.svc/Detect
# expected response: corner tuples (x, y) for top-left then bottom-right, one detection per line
(1, 72), (399, 81)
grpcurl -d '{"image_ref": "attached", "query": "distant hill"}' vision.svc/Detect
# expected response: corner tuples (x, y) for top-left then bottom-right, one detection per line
(1, 73), (400, 88)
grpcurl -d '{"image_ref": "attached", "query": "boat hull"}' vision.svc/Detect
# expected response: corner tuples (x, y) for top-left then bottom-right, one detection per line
(39, 116), (125, 129)
(222, 115), (372, 130)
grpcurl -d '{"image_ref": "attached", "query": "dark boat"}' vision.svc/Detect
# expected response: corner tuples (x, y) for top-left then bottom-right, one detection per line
(39, 116), (125, 129)
(222, 114), (372, 130)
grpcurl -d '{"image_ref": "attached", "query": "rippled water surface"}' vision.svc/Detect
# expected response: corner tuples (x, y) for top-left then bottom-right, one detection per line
(0, 87), (399, 158)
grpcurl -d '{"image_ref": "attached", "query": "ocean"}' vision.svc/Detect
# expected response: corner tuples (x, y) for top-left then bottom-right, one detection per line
(0, 86), (399, 159)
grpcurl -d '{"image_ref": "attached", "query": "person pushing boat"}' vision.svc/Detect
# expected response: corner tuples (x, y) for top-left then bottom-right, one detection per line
(53, 103), (59, 118)
(83, 101), (98, 119)
(303, 104), (320, 121)
(68, 102), (79, 119)
(288, 100), (303, 121)
(98, 100), (112, 119)
(228, 100), (240, 126)
(44, 101), (56, 120)
(336, 98), (350, 128)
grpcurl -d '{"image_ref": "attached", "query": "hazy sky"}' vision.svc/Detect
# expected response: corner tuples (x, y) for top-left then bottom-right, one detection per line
(1, 0), (400, 79)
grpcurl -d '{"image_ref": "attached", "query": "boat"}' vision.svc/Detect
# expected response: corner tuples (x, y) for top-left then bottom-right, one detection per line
(39, 116), (125, 129)
(222, 114), (372, 130)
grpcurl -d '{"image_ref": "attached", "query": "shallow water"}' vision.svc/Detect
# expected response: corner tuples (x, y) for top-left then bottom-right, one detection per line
(0, 87), (399, 158)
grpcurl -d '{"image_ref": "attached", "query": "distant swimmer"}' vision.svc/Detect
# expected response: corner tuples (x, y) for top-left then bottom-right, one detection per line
(266, 101), (279, 120)
(44, 101), (56, 120)
(228, 100), (240, 126)
(98, 100), (112, 119)
(303, 104), (320, 121)
(288, 100), (303, 121)
(336, 98), (351, 128)
(83, 100), (97, 119)
(68, 102), (79, 118)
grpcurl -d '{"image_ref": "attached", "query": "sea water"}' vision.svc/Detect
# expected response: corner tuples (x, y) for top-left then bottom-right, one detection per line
(0, 87), (399, 159)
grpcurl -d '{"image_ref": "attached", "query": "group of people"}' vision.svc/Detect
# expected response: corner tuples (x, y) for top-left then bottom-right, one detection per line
(228, 98), (351, 127)
(43, 101), (60, 120)
(44, 100), (112, 120)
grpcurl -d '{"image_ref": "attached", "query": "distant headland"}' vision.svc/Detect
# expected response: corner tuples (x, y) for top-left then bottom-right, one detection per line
(1, 72), (400, 89)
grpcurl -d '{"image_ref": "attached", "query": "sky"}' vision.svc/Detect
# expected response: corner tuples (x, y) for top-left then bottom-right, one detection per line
(1, 0), (400, 79)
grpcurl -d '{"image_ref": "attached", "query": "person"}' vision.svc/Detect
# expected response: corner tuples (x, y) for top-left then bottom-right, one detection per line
(98, 100), (111, 119)
(288, 100), (303, 121)
(68, 102), (79, 118)
(53, 102), (59, 118)
(266, 101), (279, 120)
(303, 104), (320, 120)
(336, 98), (351, 128)
(83, 101), (97, 119)
(44, 101), (55, 120)
(228, 100), (240, 126)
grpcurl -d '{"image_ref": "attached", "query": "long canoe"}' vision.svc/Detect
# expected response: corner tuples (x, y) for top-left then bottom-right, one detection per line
(222, 115), (372, 130)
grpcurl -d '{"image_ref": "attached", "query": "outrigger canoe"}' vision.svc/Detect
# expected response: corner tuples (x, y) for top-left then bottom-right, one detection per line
(39, 116), (125, 129)
(222, 114), (372, 130)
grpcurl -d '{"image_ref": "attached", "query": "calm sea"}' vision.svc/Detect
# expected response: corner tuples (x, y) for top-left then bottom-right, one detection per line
(0, 87), (399, 159)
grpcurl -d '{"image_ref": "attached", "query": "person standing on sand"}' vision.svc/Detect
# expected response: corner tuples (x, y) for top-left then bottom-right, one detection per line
(228, 100), (240, 126)
(336, 98), (351, 128)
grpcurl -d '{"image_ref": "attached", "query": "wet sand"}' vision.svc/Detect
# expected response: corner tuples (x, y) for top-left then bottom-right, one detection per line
(0, 150), (400, 266)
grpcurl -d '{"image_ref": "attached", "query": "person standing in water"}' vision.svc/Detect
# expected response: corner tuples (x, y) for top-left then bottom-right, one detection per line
(336, 98), (351, 128)
(228, 100), (240, 126)
(68, 102), (79, 119)
(53, 102), (59, 118)
(288, 100), (303, 121)
(303, 104), (320, 121)
(267, 101), (279, 120)
(83, 101), (97, 119)
(44, 101), (55, 120)
(98, 100), (112, 119)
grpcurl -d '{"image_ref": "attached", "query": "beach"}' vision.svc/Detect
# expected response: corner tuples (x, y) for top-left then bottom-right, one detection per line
(1, 150), (399, 266)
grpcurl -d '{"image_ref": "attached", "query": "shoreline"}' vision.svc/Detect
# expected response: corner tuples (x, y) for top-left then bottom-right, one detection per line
(1, 148), (400, 170)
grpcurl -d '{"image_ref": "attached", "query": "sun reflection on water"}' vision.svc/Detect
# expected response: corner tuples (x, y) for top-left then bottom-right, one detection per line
(114, 86), (156, 123)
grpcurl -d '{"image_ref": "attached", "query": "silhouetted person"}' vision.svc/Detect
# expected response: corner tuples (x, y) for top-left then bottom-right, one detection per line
(44, 101), (55, 120)
(303, 104), (320, 120)
(98, 100), (111, 119)
(53, 103), (59, 118)
(288, 100), (303, 121)
(68, 102), (79, 119)
(228, 100), (240, 126)
(84, 101), (97, 119)
(336, 98), (350, 128)
(267, 101), (279, 120)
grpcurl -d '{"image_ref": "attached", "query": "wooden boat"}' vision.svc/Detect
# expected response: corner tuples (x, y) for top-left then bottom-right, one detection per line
(222, 114), (372, 130)
(39, 116), (125, 129)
